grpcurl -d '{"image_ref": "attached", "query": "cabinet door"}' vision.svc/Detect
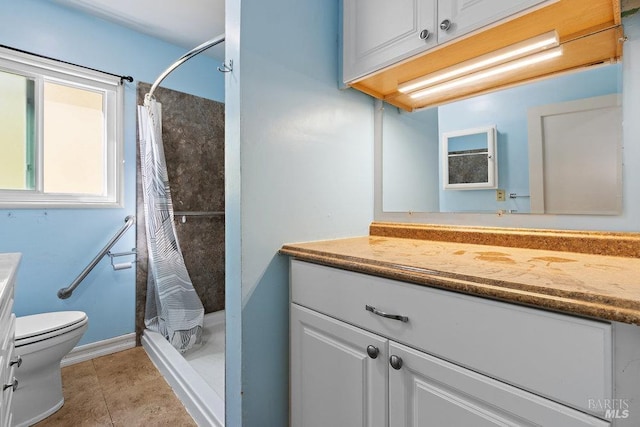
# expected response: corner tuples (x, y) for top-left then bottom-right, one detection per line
(291, 304), (388, 427)
(437, 0), (548, 44)
(343, 0), (437, 83)
(388, 341), (609, 427)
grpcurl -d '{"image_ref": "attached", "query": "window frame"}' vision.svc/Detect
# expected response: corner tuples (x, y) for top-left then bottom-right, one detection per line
(0, 46), (124, 208)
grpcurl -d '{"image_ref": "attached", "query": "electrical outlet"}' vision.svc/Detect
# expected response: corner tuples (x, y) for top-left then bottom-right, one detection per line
(496, 189), (506, 202)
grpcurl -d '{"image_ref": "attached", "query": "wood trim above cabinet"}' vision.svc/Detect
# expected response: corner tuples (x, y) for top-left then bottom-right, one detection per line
(349, 0), (622, 111)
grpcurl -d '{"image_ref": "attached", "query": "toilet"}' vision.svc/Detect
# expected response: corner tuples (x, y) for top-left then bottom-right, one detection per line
(12, 311), (88, 427)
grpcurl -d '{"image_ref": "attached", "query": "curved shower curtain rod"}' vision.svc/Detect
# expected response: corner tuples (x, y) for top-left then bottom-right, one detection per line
(146, 33), (226, 102)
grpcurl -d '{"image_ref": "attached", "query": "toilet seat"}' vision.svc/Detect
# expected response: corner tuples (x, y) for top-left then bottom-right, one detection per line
(15, 311), (88, 347)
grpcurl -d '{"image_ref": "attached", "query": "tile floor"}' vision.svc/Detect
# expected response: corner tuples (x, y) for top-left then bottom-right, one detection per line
(33, 347), (196, 426)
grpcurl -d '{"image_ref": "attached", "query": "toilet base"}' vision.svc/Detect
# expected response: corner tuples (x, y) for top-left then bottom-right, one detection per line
(12, 366), (65, 427)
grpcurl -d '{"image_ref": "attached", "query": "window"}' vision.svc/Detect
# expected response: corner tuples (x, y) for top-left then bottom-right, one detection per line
(0, 46), (123, 208)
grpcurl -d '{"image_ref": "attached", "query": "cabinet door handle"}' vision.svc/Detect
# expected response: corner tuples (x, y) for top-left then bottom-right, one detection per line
(440, 19), (452, 31)
(419, 29), (431, 40)
(365, 305), (409, 323)
(3, 378), (18, 392)
(389, 355), (403, 370)
(10, 355), (22, 368)
(366, 345), (379, 359)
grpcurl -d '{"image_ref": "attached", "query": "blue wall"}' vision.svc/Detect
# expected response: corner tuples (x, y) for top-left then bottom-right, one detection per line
(226, 0), (374, 424)
(438, 64), (621, 213)
(0, 0), (223, 345)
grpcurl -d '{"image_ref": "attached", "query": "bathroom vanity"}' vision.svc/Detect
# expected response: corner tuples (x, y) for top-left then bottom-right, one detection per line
(0, 253), (20, 427)
(281, 224), (640, 426)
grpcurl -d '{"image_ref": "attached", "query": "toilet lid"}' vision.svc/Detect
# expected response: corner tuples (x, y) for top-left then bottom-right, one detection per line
(15, 311), (88, 341)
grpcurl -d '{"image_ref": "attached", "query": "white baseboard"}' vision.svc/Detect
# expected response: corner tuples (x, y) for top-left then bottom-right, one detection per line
(61, 333), (136, 367)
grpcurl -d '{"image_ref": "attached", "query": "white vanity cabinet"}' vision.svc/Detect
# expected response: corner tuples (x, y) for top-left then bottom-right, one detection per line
(343, 0), (549, 83)
(290, 259), (630, 426)
(0, 254), (20, 427)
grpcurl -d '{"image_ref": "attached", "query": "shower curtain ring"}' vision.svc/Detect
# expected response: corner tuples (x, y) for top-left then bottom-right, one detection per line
(217, 59), (233, 73)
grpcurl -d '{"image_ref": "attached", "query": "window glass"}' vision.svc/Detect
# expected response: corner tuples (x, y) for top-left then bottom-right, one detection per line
(43, 82), (105, 195)
(0, 47), (123, 208)
(0, 70), (34, 190)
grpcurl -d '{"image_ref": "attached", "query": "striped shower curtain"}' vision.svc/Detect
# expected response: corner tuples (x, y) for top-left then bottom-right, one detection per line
(137, 97), (204, 353)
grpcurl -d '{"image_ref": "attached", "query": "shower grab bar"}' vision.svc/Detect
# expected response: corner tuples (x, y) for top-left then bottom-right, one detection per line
(57, 215), (135, 300)
(146, 33), (226, 102)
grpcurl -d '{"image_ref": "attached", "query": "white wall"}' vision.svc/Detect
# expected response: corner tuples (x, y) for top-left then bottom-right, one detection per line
(226, 0), (374, 424)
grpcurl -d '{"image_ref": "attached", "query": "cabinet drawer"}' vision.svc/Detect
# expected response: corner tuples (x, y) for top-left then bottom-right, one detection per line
(1, 313), (14, 354)
(2, 344), (16, 419)
(291, 260), (612, 416)
(0, 295), (12, 338)
(1, 314), (16, 423)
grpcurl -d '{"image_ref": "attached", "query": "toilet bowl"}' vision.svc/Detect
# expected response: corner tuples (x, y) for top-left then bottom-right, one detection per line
(12, 311), (88, 427)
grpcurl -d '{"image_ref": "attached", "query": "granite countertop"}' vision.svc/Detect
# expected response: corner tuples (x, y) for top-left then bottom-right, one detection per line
(280, 235), (640, 325)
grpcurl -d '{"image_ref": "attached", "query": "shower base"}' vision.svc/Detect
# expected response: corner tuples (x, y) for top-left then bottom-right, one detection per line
(142, 310), (225, 426)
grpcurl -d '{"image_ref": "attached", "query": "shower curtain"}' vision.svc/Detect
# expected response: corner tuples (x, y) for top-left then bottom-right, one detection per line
(137, 97), (204, 353)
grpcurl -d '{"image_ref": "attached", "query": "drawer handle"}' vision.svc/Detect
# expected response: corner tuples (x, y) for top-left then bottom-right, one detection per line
(10, 355), (22, 368)
(3, 378), (18, 392)
(365, 305), (409, 323)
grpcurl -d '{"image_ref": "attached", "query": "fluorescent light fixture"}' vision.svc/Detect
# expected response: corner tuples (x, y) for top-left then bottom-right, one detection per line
(398, 30), (559, 94)
(409, 46), (563, 100)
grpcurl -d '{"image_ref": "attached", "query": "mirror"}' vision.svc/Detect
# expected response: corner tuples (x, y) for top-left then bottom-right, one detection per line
(378, 63), (623, 215)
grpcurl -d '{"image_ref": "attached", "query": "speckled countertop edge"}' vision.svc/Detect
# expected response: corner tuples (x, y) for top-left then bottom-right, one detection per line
(280, 225), (640, 325)
(370, 222), (640, 258)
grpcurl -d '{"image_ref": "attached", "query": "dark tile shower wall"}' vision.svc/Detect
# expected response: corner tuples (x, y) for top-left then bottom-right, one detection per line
(136, 83), (225, 343)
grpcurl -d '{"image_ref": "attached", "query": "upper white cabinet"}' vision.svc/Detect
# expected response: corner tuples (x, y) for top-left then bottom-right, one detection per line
(344, 0), (621, 111)
(343, 0), (437, 83)
(343, 0), (548, 83)
(437, 0), (548, 43)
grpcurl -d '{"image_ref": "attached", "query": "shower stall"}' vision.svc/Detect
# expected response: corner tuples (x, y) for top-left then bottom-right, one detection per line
(135, 36), (226, 426)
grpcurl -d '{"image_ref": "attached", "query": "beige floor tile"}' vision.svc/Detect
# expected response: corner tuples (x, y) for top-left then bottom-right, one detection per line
(104, 377), (197, 427)
(93, 347), (161, 394)
(32, 347), (195, 426)
(34, 361), (112, 427)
